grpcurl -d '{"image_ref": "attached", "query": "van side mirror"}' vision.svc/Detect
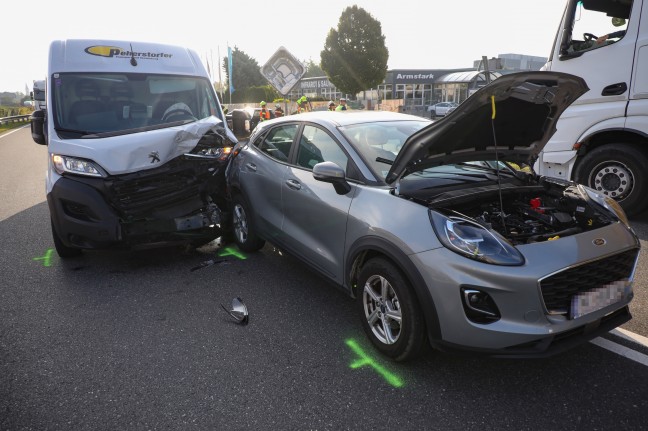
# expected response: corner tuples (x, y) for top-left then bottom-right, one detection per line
(313, 161), (351, 195)
(30, 110), (46, 145)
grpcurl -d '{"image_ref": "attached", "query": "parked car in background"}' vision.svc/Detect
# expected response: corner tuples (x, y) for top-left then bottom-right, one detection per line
(249, 107), (275, 132)
(225, 71), (639, 361)
(428, 101), (458, 117)
(226, 108), (252, 137)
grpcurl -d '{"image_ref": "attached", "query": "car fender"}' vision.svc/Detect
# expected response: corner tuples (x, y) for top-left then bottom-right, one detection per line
(346, 235), (442, 340)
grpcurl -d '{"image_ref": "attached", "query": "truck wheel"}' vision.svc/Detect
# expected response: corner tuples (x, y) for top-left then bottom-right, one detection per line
(231, 194), (265, 252)
(356, 257), (426, 362)
(574, 144), (648, 217)
(51, 219), (82, 258)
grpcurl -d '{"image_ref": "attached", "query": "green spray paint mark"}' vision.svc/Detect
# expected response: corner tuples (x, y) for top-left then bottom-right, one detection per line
(33, 248), (54, 267)
(346, 338), (404, 388)
(218, 246), (247, 260)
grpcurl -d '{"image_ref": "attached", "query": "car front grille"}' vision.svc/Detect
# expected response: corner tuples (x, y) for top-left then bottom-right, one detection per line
(539, 248), (639, 316)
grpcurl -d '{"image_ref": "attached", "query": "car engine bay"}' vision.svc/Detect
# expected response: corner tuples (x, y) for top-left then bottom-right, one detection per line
(425, 179), (615, 245)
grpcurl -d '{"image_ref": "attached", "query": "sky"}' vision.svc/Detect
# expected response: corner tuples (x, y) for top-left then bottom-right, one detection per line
(2, 0), (568, 94)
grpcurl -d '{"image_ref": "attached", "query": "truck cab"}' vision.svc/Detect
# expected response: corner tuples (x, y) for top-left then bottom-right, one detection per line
(31, 80), (47, 111)
(538, 0), (648, 216)
(31, 39), (237, 257)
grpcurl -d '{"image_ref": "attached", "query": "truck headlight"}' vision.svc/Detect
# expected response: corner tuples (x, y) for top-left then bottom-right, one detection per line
(52, 154), (105, 177)
(430, 210), (525, 266)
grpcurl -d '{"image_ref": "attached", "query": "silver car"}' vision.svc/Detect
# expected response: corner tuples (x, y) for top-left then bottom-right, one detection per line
(428, 101), (458, 117)
(225, 72), (640, 361)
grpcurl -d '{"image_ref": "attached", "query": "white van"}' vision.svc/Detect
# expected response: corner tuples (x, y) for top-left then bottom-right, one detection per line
(31, 39), (236, 257)
(538, 0), (648, 216)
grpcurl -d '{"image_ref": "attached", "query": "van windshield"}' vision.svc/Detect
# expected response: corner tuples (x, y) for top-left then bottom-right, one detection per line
(51, 73), (223, 136)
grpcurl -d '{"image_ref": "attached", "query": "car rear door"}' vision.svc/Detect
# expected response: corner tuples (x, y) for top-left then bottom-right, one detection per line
(281, 124), (355, 283)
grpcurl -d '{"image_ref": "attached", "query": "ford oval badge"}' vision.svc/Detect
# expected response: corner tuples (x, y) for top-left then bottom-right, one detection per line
(593, 238), (606, 246)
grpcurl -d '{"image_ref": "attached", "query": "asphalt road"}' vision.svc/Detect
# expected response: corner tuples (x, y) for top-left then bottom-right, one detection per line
(2, 126), (648, 430)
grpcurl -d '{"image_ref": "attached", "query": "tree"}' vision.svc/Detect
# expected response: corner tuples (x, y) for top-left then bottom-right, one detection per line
(303, 59), (325, 78)
(320, 6), (389, 97)
(222, 47), (266, 97)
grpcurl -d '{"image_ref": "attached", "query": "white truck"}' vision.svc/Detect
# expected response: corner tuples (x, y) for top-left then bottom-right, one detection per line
(31, 79), (47, 111)
(30, 39), (236, 257)
(538, 0), (648, 216)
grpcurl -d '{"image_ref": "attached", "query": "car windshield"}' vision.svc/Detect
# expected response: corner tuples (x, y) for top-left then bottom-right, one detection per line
(51, 73), (223, 137)
(340, 120), (429, 181)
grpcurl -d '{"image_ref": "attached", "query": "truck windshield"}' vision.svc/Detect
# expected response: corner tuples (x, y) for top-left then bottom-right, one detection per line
(561, 0), (632, 57)
(51, 73), (223, 135)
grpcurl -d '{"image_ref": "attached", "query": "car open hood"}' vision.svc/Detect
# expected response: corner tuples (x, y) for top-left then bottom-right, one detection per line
(385, 72), (588, 185)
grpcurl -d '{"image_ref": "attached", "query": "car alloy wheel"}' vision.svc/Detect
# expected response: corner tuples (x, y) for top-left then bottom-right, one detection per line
(231, 194), (265, 252)
(362, 274), (402, 344)
(357, 258), (426, 361)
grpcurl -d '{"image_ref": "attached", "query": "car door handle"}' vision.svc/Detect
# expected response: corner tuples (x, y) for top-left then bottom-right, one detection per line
(245, 162), (257, 172)
(601, 82), (627, 96)
(285, 179), (301, 190)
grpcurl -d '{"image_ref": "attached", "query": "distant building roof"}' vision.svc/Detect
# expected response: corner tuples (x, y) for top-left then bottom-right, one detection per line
(435, 70), (502, 83)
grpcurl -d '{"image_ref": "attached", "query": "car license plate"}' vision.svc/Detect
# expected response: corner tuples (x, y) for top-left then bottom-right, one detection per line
(570, 281), (632, 319)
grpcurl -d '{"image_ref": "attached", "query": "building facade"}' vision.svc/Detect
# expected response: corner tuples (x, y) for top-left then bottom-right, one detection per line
(288, 53), (548, 110)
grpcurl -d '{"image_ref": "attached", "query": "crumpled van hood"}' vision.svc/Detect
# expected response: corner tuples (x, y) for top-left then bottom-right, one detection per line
(50, 117), (229, 175)
(385, 71), (588, 185)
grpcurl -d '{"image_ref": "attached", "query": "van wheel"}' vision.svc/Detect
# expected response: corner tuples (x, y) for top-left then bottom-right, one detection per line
(357, 258), (426, 362)
(574, 144), (648, 216)
(51, 219), (82, 258)
(231, 194), (265, 252)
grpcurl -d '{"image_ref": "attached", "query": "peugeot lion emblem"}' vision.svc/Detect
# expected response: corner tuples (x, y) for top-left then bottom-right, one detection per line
(149, 151), (160, 164)
(593, 238), (606, 246)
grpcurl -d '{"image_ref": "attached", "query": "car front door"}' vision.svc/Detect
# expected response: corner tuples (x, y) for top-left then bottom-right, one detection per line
(240, 124), (299, 237)
(281, 124), (355, 283)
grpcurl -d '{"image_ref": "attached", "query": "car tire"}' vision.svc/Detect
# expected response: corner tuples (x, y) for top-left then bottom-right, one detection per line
(231, 194), (265, 252)
(51, 219), (82, 258)
(357, 257), (426, 362)
(574, 144), (648, 217)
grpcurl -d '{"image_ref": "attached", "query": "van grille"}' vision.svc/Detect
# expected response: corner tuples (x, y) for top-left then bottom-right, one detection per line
(108, 158), (202, 219)
(539, 248), (638, 316)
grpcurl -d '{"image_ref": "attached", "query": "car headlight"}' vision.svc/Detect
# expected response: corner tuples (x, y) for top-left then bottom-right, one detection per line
(582, 186), (630, 227)
(429, 210), (524, 266)
(51, 154), (105, 177)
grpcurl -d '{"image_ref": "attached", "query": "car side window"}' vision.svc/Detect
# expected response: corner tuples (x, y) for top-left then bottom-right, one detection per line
(254, 124), (299, 162)
(296, 125), (349, 172)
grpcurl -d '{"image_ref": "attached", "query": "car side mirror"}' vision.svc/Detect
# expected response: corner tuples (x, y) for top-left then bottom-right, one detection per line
(313, 161), (351, 195)
(30, 109), (47, 145)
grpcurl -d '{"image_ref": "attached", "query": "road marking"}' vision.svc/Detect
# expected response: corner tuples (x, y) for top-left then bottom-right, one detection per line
(345, 339), (404, 388)
(610, 327), (648, 348)
(0, 124), (30, 139)
(32, 248), (54, 267)
(590, 336), (648, 367)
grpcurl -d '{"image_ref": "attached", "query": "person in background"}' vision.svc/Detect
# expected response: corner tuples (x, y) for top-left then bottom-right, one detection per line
(274, 103), (284, 117)
(328, 101), (336, 111)
(296, 96), (309, 114)
(259, 101), (270, 122)
(335, 97), (347, 111)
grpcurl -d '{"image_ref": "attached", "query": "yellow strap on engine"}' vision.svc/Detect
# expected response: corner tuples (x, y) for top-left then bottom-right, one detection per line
(491, 95), (496, 120)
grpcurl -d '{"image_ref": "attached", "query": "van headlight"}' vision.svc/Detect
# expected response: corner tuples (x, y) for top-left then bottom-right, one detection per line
(429, 210), (524, 266)
(52, 154), (105, 177)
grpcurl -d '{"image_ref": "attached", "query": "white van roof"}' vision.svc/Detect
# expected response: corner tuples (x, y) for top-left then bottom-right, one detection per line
(48, 39), (208, 76)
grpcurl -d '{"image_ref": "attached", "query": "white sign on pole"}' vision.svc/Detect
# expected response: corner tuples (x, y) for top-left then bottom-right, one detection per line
(260, 46), (305, 96)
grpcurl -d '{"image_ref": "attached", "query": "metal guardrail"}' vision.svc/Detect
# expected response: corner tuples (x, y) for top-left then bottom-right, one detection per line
(0, 114), (31, 126)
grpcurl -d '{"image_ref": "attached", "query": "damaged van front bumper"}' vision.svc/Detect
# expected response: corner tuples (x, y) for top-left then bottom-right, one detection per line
(48, 154), (229, 250)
